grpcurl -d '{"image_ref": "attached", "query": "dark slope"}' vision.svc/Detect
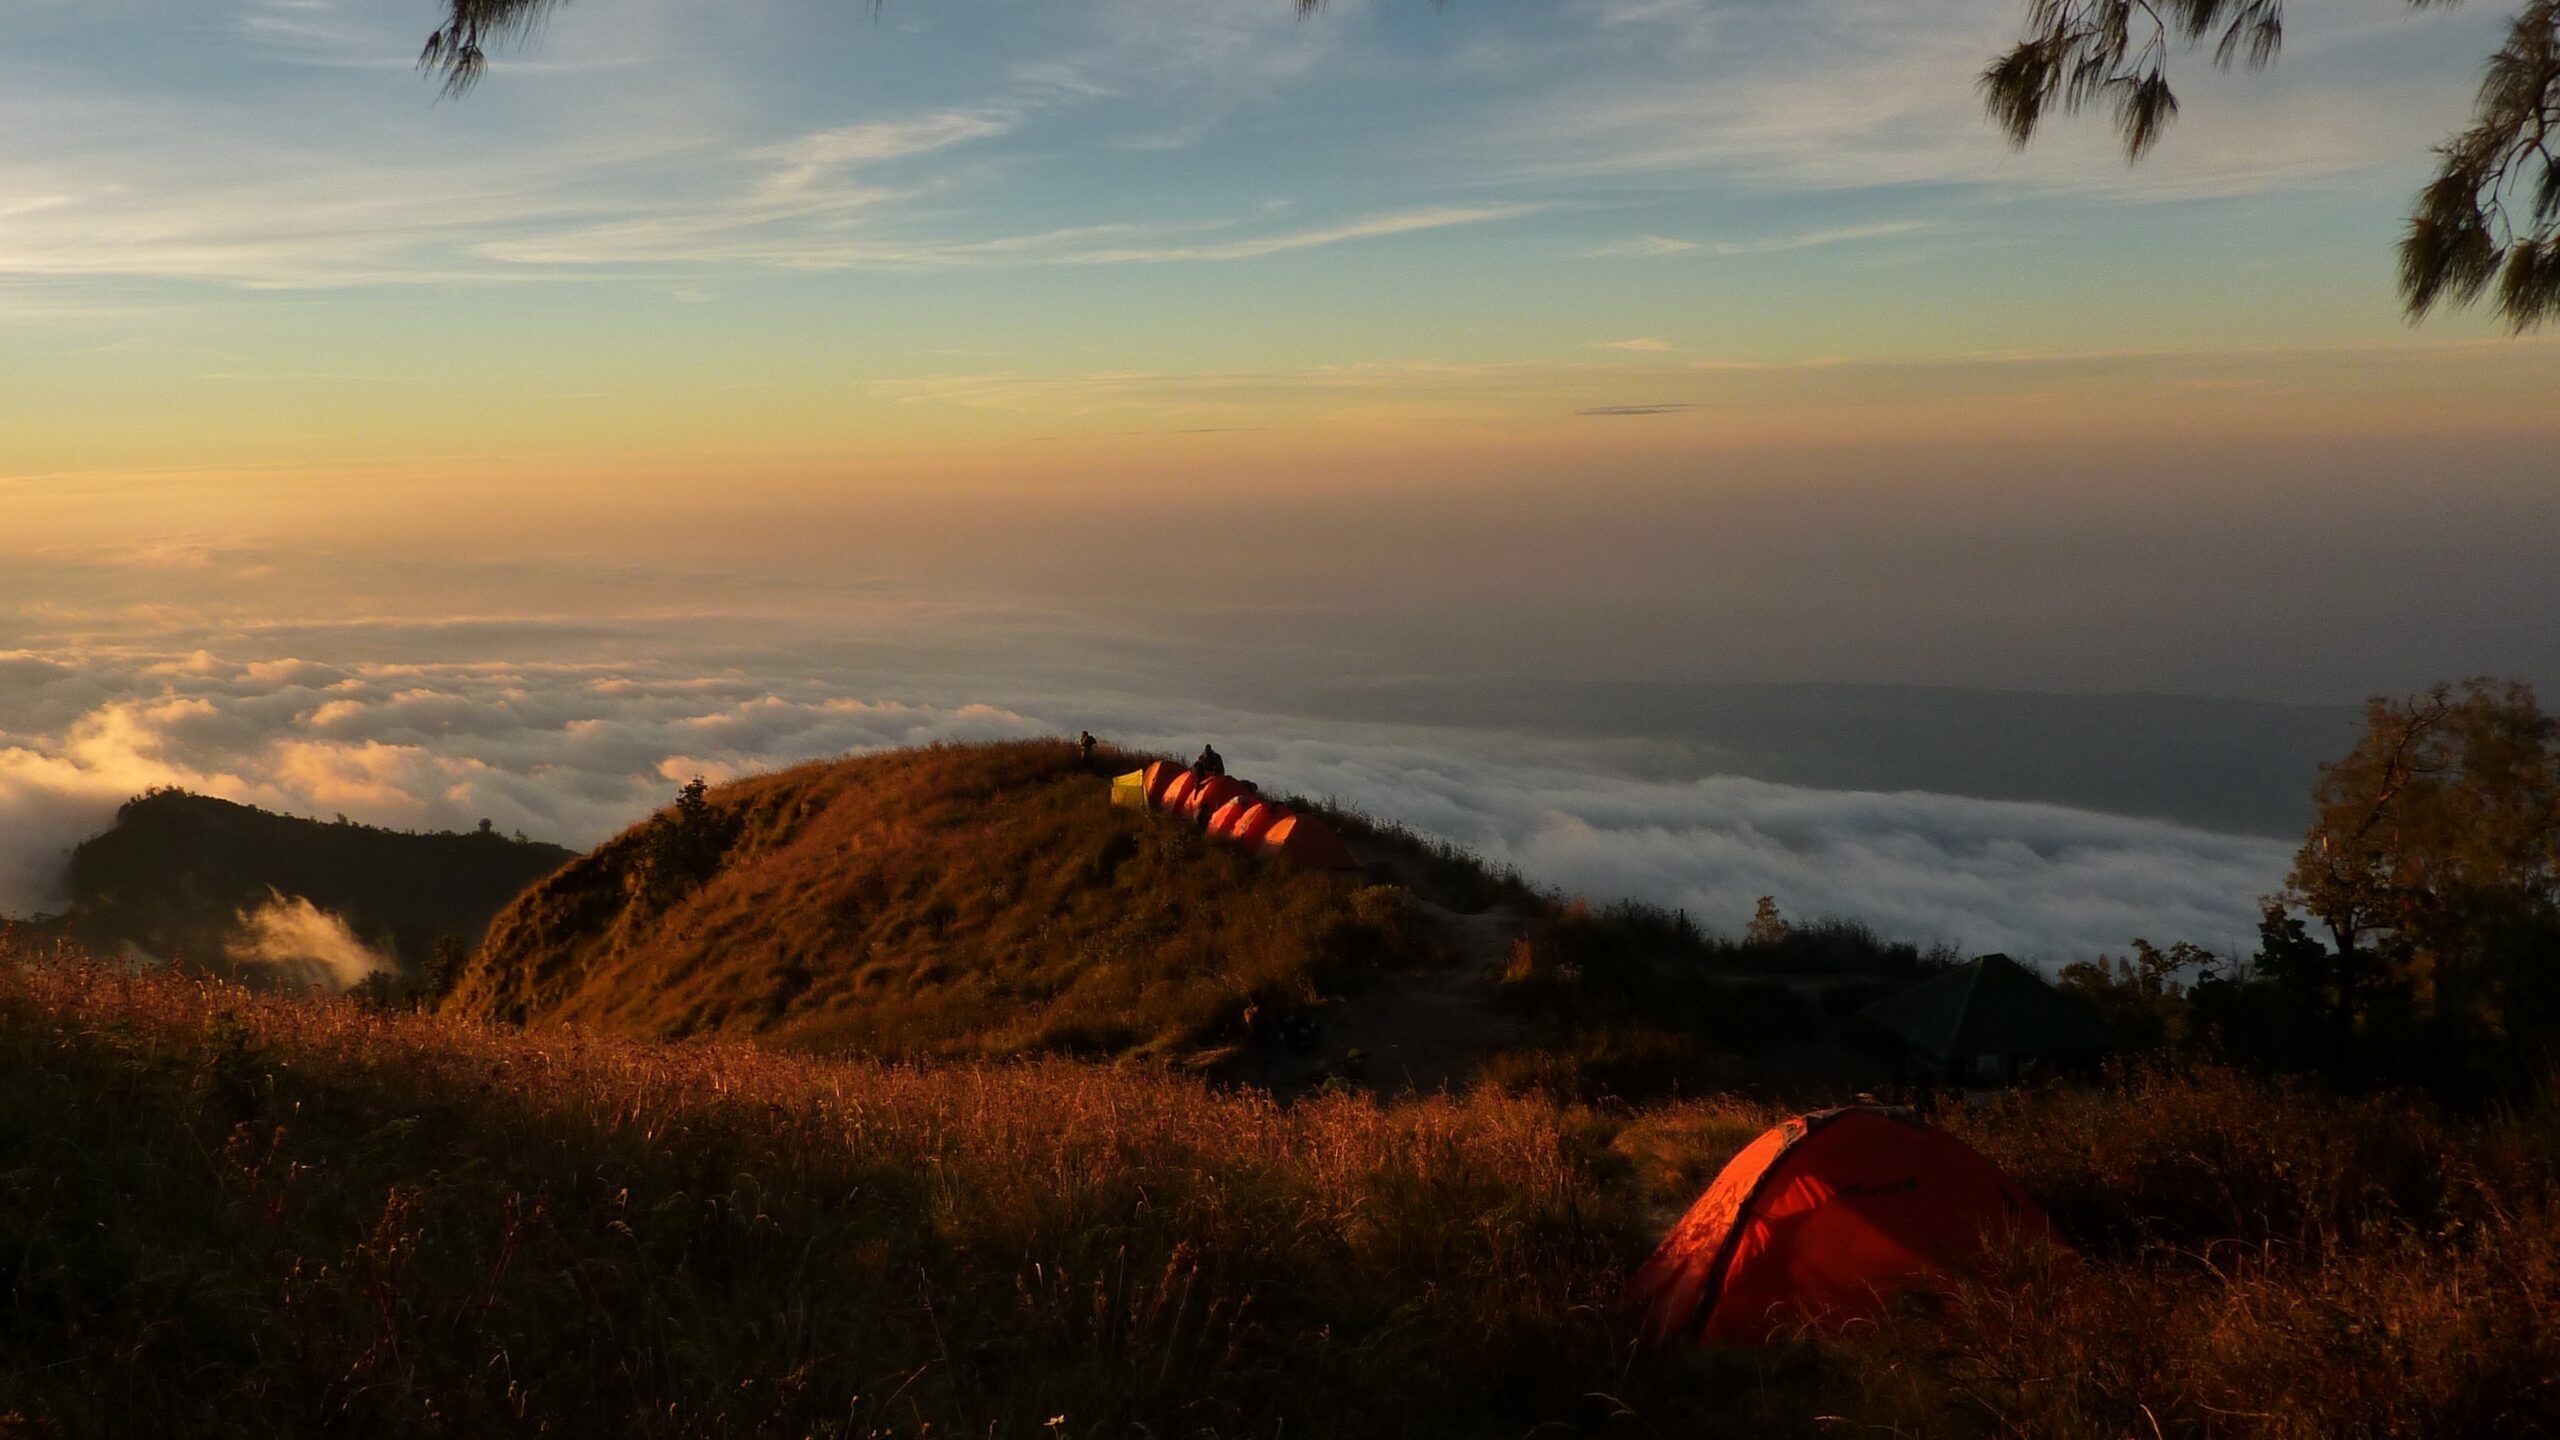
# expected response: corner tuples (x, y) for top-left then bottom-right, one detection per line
(58, 790), (574, 977)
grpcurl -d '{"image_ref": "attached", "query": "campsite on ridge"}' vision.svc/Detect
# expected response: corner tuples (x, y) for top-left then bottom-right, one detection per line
(8, 0), (2559, 1431)
(439, 738), (1951, 1100)
(4, 705), (2559, 1434)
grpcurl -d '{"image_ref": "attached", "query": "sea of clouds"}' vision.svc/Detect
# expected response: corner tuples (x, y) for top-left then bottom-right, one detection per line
(0, 638), (2293, 964)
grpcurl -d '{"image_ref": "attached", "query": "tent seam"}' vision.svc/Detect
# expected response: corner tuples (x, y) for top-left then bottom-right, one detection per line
(1682, 1117), (1818, 1344)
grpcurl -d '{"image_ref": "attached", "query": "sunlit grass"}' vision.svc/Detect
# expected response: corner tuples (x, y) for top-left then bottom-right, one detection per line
(448, 740), (1423, 1065)
(4, 943), (2553, 1437)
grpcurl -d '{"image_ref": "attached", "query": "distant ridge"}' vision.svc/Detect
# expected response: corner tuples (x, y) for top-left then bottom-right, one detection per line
(49, 790), (574, 981)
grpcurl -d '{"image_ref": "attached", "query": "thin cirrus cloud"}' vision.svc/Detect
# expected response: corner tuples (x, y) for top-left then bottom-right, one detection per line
(481, 199), (1546, 271)
(0, 88), (722, 287)
(233, 0), (664, 75)
(1582, 221), (1934, 260)
(753, 110), (1020, 197)
(1476, 0), (2504, 202)
(844, 335), (2560, 426)
(865, 359), (1558, 412)
(1584, 235), (1700, 259)
(0, 0), (1369, 288)
(0, 0), (2520, 304)
(1049, 205), (1546, 266)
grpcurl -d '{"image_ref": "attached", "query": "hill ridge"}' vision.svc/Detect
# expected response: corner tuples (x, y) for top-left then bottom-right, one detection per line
(48, 788), (574, 986)
(448, 740), (1438, 1067)
(448, 738), (1941, 1100)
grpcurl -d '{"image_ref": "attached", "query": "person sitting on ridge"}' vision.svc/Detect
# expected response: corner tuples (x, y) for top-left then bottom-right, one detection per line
(1193, 743), (1225, 777)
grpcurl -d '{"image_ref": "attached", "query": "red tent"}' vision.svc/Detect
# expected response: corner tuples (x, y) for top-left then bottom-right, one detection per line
(1228, 801), (1288, 850)
(1622, 1106), (2048, 1346)
(1142, 761), (1190, 808)
(1258, 813), (1357, 871)
(1183, 775), (1253, 824)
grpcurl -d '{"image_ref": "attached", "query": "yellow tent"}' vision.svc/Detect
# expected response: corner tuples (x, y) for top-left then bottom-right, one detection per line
(1110, 770), (1151, 810)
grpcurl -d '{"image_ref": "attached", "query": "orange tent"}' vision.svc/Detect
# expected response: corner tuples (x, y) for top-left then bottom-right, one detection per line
(1205, 796), (1258, 841)
(1142, 761), (1191, 808)
(1622, 1106), (2047, 1347)
(1158, 769), (1202, 814)
(1184, 775), (1253, 824)
(1258, 813), (1357, 871)
(1228, 801), (1288, 850)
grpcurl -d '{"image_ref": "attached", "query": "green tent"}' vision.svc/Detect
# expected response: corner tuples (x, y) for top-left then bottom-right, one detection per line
(1857, 953), (2113, 1083)
(1110, 770), (1151, 811)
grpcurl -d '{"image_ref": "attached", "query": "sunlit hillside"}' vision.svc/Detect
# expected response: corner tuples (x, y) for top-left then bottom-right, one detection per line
(442, 739), (1944, 1098)
(447, 740), (1440, 1064)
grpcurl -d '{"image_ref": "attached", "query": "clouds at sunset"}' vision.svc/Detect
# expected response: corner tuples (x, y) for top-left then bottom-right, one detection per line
(2, 2), (2554, 973)
(0, 634), (2291, 963)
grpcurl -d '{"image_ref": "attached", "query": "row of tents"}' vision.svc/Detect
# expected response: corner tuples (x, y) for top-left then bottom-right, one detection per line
(1111, 759), (1358, 871)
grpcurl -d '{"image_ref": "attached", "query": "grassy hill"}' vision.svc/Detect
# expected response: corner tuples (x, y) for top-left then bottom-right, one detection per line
(445, 740), (1944, 1098)
(5, 949), (2553, 1438)
(446, 740), (1431, 1064)
(6, 742), (2554, 1435)
(50, 790), (573, 983)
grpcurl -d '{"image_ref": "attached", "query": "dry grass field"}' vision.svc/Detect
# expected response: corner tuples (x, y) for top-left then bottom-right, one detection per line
(5, 945), (2554, 1438)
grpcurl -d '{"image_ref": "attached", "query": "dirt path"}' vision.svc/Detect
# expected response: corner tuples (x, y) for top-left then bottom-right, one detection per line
(1216, 895), (1535, 1097)
(1334, 898), (1535, 1094)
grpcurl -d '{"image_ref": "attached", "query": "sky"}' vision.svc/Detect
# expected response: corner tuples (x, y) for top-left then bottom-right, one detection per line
(3, 0), (2556, 961)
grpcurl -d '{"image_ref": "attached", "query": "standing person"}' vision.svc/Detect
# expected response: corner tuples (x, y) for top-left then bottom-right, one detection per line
(1078, 730), (1097, 765)
(1193, 743), (1225, 777)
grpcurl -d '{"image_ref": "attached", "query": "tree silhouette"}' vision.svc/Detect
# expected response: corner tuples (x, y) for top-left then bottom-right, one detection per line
(1744, 895), (1792, 947)
(1983, 0), (2560, 328)
(2270, 679), (2560, 1083)
(633, 776), (742, 907)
